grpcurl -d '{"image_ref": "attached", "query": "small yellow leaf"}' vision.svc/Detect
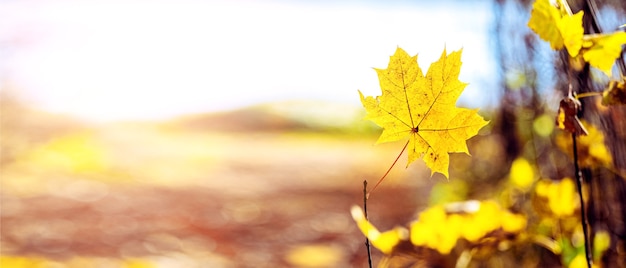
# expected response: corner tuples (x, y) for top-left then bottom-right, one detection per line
(350, 205), (381, 242)
(350, 205), (407, 254)
(558, 11), (585, 57)
(582, 32), (626, 77)
(360, 47), (488, 178)
(528, 0), (565, 50)
(568, 254), (587, 268)
(602, 78), (626, 105)
(509, 157), (535, 190)
(593, 231), (610, 261)
(528, 0), (586, 57)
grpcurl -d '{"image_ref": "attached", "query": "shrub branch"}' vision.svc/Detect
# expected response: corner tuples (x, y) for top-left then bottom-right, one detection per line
(572, 133), (592, 268)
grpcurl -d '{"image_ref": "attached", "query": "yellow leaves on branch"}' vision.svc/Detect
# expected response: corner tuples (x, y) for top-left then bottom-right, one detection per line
(359, 47), (488, 178)
(351, 201), (526, 255)
(528, 0), (626, 77)
(528, 0), (582, 55)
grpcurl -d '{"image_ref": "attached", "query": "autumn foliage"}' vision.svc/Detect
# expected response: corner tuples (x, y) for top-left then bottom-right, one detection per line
(352, 0), (625, 267)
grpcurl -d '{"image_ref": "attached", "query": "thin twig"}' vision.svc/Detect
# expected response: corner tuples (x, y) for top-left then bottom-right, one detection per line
(572, 133), (593, 268)
(575, 92), (602, 99)
(363, 180), (373, 268)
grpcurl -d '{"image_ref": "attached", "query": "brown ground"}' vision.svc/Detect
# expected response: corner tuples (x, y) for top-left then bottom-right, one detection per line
(0, 103), (435, 267)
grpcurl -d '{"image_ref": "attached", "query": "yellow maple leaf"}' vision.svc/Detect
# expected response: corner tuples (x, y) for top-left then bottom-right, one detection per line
(359, 47), (488, 178)
(582, 32), (626, 77)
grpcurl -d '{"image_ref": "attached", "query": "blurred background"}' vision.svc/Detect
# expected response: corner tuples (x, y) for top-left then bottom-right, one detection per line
(1, 0), (625, 267)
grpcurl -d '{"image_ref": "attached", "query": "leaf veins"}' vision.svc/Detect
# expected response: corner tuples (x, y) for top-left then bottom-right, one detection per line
(359, 47), (489, 178)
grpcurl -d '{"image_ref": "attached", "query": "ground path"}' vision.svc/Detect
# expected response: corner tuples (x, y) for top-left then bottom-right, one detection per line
(1, 122), (432, 267)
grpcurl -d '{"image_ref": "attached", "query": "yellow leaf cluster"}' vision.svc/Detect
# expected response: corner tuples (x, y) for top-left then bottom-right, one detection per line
(535, 178), (579, 217)
(410, 205), (459, 254)
(528, 0), (626, 76)
(528, 0), (582, 56)
(351, 201), (526, 255)
(359, 47), (488, 178)
(555, 120), (612, 168)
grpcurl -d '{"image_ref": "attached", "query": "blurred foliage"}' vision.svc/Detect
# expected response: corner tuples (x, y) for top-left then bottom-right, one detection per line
(556, 120), (613, 168)
(353, 169), (615, 267)
(0, 256), (156, 268)
(352, 199), (528, 266)
(1, 94), (419, 267)
(284, 244), (345, 267)
(409, 201), (526, 254)
(509, 157), (536, 190)
(169, 100), (381, 135)
(20, 132), (109, 174)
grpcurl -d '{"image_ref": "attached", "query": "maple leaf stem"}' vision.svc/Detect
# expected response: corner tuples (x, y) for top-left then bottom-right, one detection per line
(368, 140), (409, 196)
